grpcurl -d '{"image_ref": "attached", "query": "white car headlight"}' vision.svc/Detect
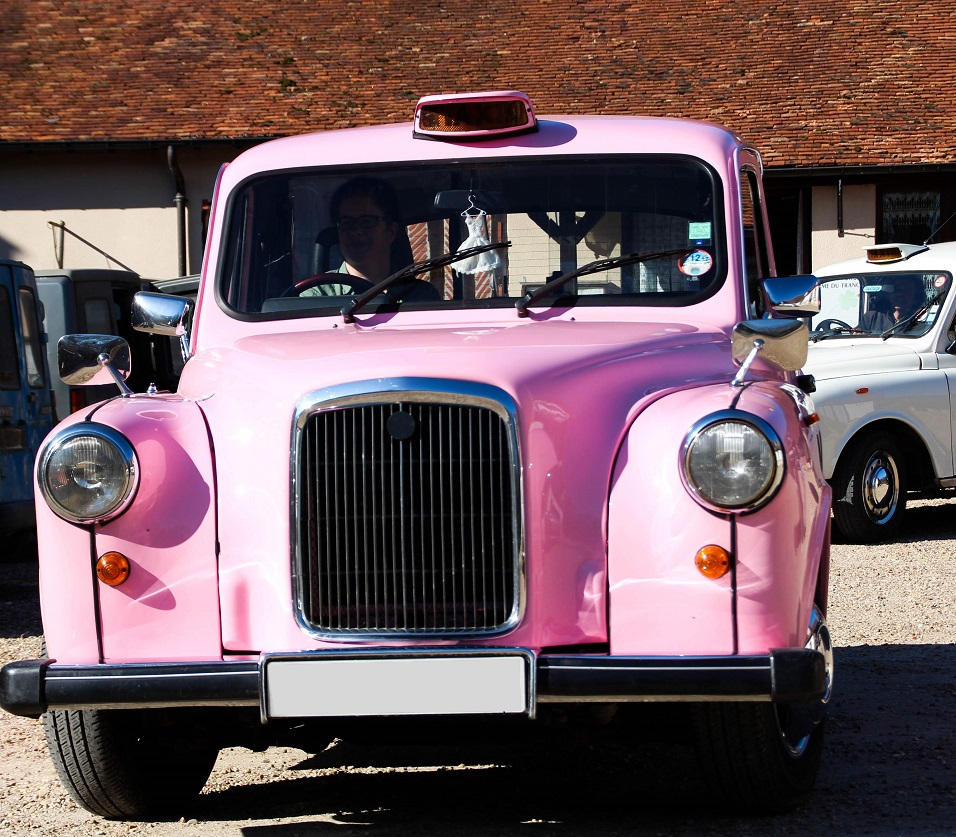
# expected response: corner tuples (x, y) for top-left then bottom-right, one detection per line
(681, 411), (784, 512)
(37, 424), (139, 524)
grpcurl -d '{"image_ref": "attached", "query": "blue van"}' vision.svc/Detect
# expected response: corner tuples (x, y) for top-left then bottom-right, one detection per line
(0, 260), (54, 547)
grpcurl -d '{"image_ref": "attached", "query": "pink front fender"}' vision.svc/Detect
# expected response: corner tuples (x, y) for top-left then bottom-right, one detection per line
(732, 383), (831, 654)
(608, 387), (737, 656)
(607, 382), (831, 657)
(82, 398), (220, 663)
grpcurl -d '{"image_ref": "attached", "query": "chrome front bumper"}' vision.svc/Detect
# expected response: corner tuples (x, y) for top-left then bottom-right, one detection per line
(0, 648), (827, 719)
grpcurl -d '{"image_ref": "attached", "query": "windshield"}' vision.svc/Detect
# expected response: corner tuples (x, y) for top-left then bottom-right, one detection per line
(219, 157), (724, 317)
(811, 271), (952, 340)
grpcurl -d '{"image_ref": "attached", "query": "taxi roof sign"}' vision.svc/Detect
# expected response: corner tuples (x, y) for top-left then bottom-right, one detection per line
(414, 91), (537, 140)
(864, 243), (929, 264)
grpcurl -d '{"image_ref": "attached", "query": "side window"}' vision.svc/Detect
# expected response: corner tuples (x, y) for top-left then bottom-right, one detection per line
(0, 284), (19, 390)
(83, 297), (114, 334)
(18, 287), (47, 389)
(741, 168), (771, 316)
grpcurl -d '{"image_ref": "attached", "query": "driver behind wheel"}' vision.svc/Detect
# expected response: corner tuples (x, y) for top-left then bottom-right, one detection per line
(860, 291), (894, 332)
(300, 176), (439, 300)
(860, 280), (925, 333)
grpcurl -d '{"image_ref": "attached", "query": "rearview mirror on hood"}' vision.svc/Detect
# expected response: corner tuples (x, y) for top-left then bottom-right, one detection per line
(58, 333), (132, 391)
(131, 291), (194, 338)
(761, 275), (821, 318)
(732, 318), (809, 373)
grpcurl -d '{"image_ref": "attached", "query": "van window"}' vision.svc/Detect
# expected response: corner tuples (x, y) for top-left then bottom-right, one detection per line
(83, 297), (113, 334)
(18, 287), (47, 389)
(0, 284), (18, 390)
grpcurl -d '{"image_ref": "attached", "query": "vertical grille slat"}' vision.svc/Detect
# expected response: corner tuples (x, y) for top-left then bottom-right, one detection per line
(297, 397), (518, 635)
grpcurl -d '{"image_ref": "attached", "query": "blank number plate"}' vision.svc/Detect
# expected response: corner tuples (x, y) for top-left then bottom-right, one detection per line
(262, 653), (530, 718)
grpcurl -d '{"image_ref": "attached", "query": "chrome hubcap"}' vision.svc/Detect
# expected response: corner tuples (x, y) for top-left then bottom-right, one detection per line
(862, 450), (899, 523)
(775, 606), (833, 758)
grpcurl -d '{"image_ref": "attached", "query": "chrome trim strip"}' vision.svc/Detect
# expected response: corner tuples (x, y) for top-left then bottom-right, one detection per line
(289, 378), (525, 641)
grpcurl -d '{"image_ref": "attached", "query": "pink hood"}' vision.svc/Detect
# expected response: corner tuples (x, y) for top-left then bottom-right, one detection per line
(178, 317), (738, 651)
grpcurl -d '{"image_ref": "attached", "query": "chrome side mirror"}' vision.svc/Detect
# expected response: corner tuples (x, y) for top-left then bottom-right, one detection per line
(58, 334), (133, 396)
(761, 275), (821, 317)
(731, 318), (809, 387)
(132, 291), (194, 363)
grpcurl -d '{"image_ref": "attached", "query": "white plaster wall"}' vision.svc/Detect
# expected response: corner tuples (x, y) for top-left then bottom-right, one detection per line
(0, 147), (228, 278)
(0, 206), (179, 277)
(811, 184), (876, 271)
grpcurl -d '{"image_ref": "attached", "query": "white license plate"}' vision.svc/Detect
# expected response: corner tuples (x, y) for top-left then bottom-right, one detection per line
(262, 653), (530, 718)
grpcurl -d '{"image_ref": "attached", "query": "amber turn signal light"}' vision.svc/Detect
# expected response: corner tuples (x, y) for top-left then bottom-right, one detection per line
(695, 545), (731, 579)
(96, 551), (131, 587)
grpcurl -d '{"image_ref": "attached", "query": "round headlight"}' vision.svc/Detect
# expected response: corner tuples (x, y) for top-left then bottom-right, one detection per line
(38, 424), (139, 524)
(681, 411), (784, 512)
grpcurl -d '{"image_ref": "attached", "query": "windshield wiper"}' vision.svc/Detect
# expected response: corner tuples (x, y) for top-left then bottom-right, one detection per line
(341, 240), (511, 323)
(878, 288), (944, 340)
(515, 248), (691, 317)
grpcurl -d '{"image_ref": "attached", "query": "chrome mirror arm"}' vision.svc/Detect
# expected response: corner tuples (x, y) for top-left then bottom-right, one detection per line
(731, 339), (765, 387)
(97, 352), (134, 397)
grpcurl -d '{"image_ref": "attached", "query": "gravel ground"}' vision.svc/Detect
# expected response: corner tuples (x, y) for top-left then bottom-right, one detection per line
(1, 500), (953, 836)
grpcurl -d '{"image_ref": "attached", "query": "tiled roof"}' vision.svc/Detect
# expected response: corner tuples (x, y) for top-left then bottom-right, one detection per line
(1, 0), (953, 169)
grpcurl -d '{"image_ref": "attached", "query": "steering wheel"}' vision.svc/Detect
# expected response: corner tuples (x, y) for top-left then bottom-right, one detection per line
(813, 318), (854, 334)
(281, 273), (375, 298)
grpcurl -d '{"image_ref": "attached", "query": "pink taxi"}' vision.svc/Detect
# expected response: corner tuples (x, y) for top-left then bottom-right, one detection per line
(1, 92), (833, 817)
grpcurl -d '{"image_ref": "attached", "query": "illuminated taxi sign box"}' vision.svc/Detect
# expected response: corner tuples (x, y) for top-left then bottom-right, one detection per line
(414, 91), (537, 140)
(864, 243), (928, 264)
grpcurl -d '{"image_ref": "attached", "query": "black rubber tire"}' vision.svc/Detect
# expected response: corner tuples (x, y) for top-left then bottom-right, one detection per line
(692, 701), (826, 814)
(44, 707), (219, 820)
(831, 430), (906, 543)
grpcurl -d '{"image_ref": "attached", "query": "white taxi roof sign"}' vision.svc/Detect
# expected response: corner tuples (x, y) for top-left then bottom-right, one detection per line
(864, 243), (929, 264)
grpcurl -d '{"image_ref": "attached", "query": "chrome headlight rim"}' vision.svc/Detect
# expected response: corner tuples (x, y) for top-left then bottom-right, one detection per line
(37, 423), (139, 524)
(680, 409), (785, 514)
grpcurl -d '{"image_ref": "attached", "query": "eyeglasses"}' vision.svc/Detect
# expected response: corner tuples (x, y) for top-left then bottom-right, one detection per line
(336, 214), (386, 232)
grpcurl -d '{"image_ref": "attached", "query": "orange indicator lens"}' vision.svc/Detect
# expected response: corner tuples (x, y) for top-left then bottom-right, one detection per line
(695, 545), (731, 579)
(96, 551), (131, 586)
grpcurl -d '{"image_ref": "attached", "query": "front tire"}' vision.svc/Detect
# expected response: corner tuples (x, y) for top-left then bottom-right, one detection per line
(692, 701), (825, 814)
(692, 608), (832, 813)
(44, 707), (219, 820)
(831, 430), (906, 543)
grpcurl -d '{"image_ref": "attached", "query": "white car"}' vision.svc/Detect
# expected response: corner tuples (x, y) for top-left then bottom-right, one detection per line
(806, 242), (956, 543)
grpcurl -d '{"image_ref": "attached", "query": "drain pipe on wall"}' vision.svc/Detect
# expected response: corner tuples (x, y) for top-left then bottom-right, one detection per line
(167, 145), (188, 276)
(837, 178), (844, 238)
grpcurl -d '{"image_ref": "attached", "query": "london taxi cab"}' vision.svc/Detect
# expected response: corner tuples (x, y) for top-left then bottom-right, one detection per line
(1, 92), (832, 818)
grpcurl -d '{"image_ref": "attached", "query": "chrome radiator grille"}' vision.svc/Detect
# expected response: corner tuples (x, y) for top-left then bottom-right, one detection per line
(295, 395), (520, 635)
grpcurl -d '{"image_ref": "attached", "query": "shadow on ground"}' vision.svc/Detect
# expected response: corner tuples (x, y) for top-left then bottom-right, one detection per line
(182, 645), (953, 836)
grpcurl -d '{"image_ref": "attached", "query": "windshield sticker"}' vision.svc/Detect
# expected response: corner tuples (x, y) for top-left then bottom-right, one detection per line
(687, 222), (712, 243)
(862, 284), (887, 293)
(934, 274), (948, 288)
(678, 249), (713, 277)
